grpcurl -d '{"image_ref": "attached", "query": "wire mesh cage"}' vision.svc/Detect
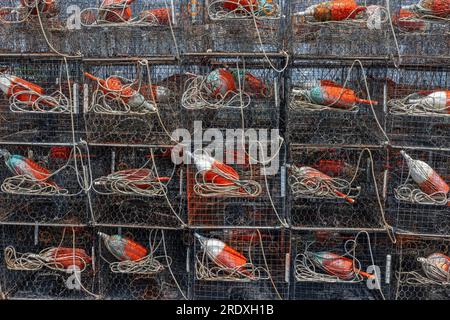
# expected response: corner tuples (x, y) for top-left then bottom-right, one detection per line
(185, 141), (286, 227)
(0, 57), (82, 144)
(76, 0), (183, 57)
(288, 60), (387, 146)
(96, 227), (189, 300)
(385, 148), (450, 236)
(394, 235), (450, 300)
(0, 0), (80, 55)
(190, 228), (290, 300)
(82, 60), (182, 146)
(289, 0), (393, 58)
(0, 144), (89, 225)
(188, 0), (285, 53)
(385, 65), (449, 149)
(0, 224), (98, 299)
(88, 145), (185, 228)
(389, 0), (449, 64)
(291, 230), (393, 300)
(181, 56), (284, 132)
(288, 145), (387, 230)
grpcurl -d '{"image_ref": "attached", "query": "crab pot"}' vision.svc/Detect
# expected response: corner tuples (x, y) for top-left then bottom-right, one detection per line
(189, 0), (285, 53)
(385, 148), (450, 236)
(88, 146), (185, 228)
(0, 144), (89, 225)
(393, 235), (450, 300)
(0, 1), (82, 55)
(289, 0), (392, 58)
(390, 0), (449, 64)
(288, 145), (387, 230)
(181, 56), (283, 132)
(385, 65), (449, 149)
(288, 60), (387, 146)
(0, 57), (82, 143)
(96, 227), (189, 300)
(186, 141), (286, 227)
(190, 228), (290, 300)
(291, 230), (393, 300)
(74, 0), (183, 57)
(0, 225), (97, 300)
(82, 60), (182, 146)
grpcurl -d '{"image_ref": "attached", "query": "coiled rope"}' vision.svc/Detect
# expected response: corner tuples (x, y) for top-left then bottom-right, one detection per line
(388, 93), (450, 115)
(191, 149), (262, 198)
(181, 74), (251, 110)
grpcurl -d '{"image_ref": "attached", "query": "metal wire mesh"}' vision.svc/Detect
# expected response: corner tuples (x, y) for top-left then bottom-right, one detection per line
(391, 0), (449, 64)
(0, 144), (89, 225)
(385, 148), (450, 236)
(288, 60), (387, 146)
(186, 141), (286, 227)
(0, 0), (183, 56)
(181, 57), (283, 132)
(88, 145), (185, 228)
(82, 60), (182, 146)
(385, 65), (449, 149)
(188, 0), (285, 53)
(97, 227), (189, 300)
(394, 236), (450, 300)
(190, 228), (289, 300)
(0, 57), (82, 143)
(291, 230), (393, 300)
(289, 146), (387, 230)
(0, 224), (97, 300)
(289, 0), (392, 58)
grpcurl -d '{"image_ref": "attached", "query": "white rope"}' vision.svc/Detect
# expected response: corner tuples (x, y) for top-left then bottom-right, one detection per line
(207, 0), (281, 20)
(397, 256), (450, 286)
(191, 149), (262, 198)
(290, 87), (359, 112)
(0, 0), (50, 24)
(8, 87), (70, 113)
(195, 232), (270, 282)
(388, 93), (450, 115)
(181, 74), (251, 110)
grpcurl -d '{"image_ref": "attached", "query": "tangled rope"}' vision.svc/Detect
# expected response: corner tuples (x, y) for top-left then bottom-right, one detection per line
(181, 75), (251, 110)
(394, 183), (448, 206)
(88, 75), (157, 115)
(388, 94), (450, 115)
(9, 88), (70, 113)
(4, 246), (89, 273)
(0, 0), (54, 24)
(207, 0), (281, 20)
(191, 149), (262, 198)
(93, 169), (168, 197)
(397, 257), (450, 286)
(103, 230), (171, 276)
(0, 148), (85, 197)
(289, 165), (361, 201)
